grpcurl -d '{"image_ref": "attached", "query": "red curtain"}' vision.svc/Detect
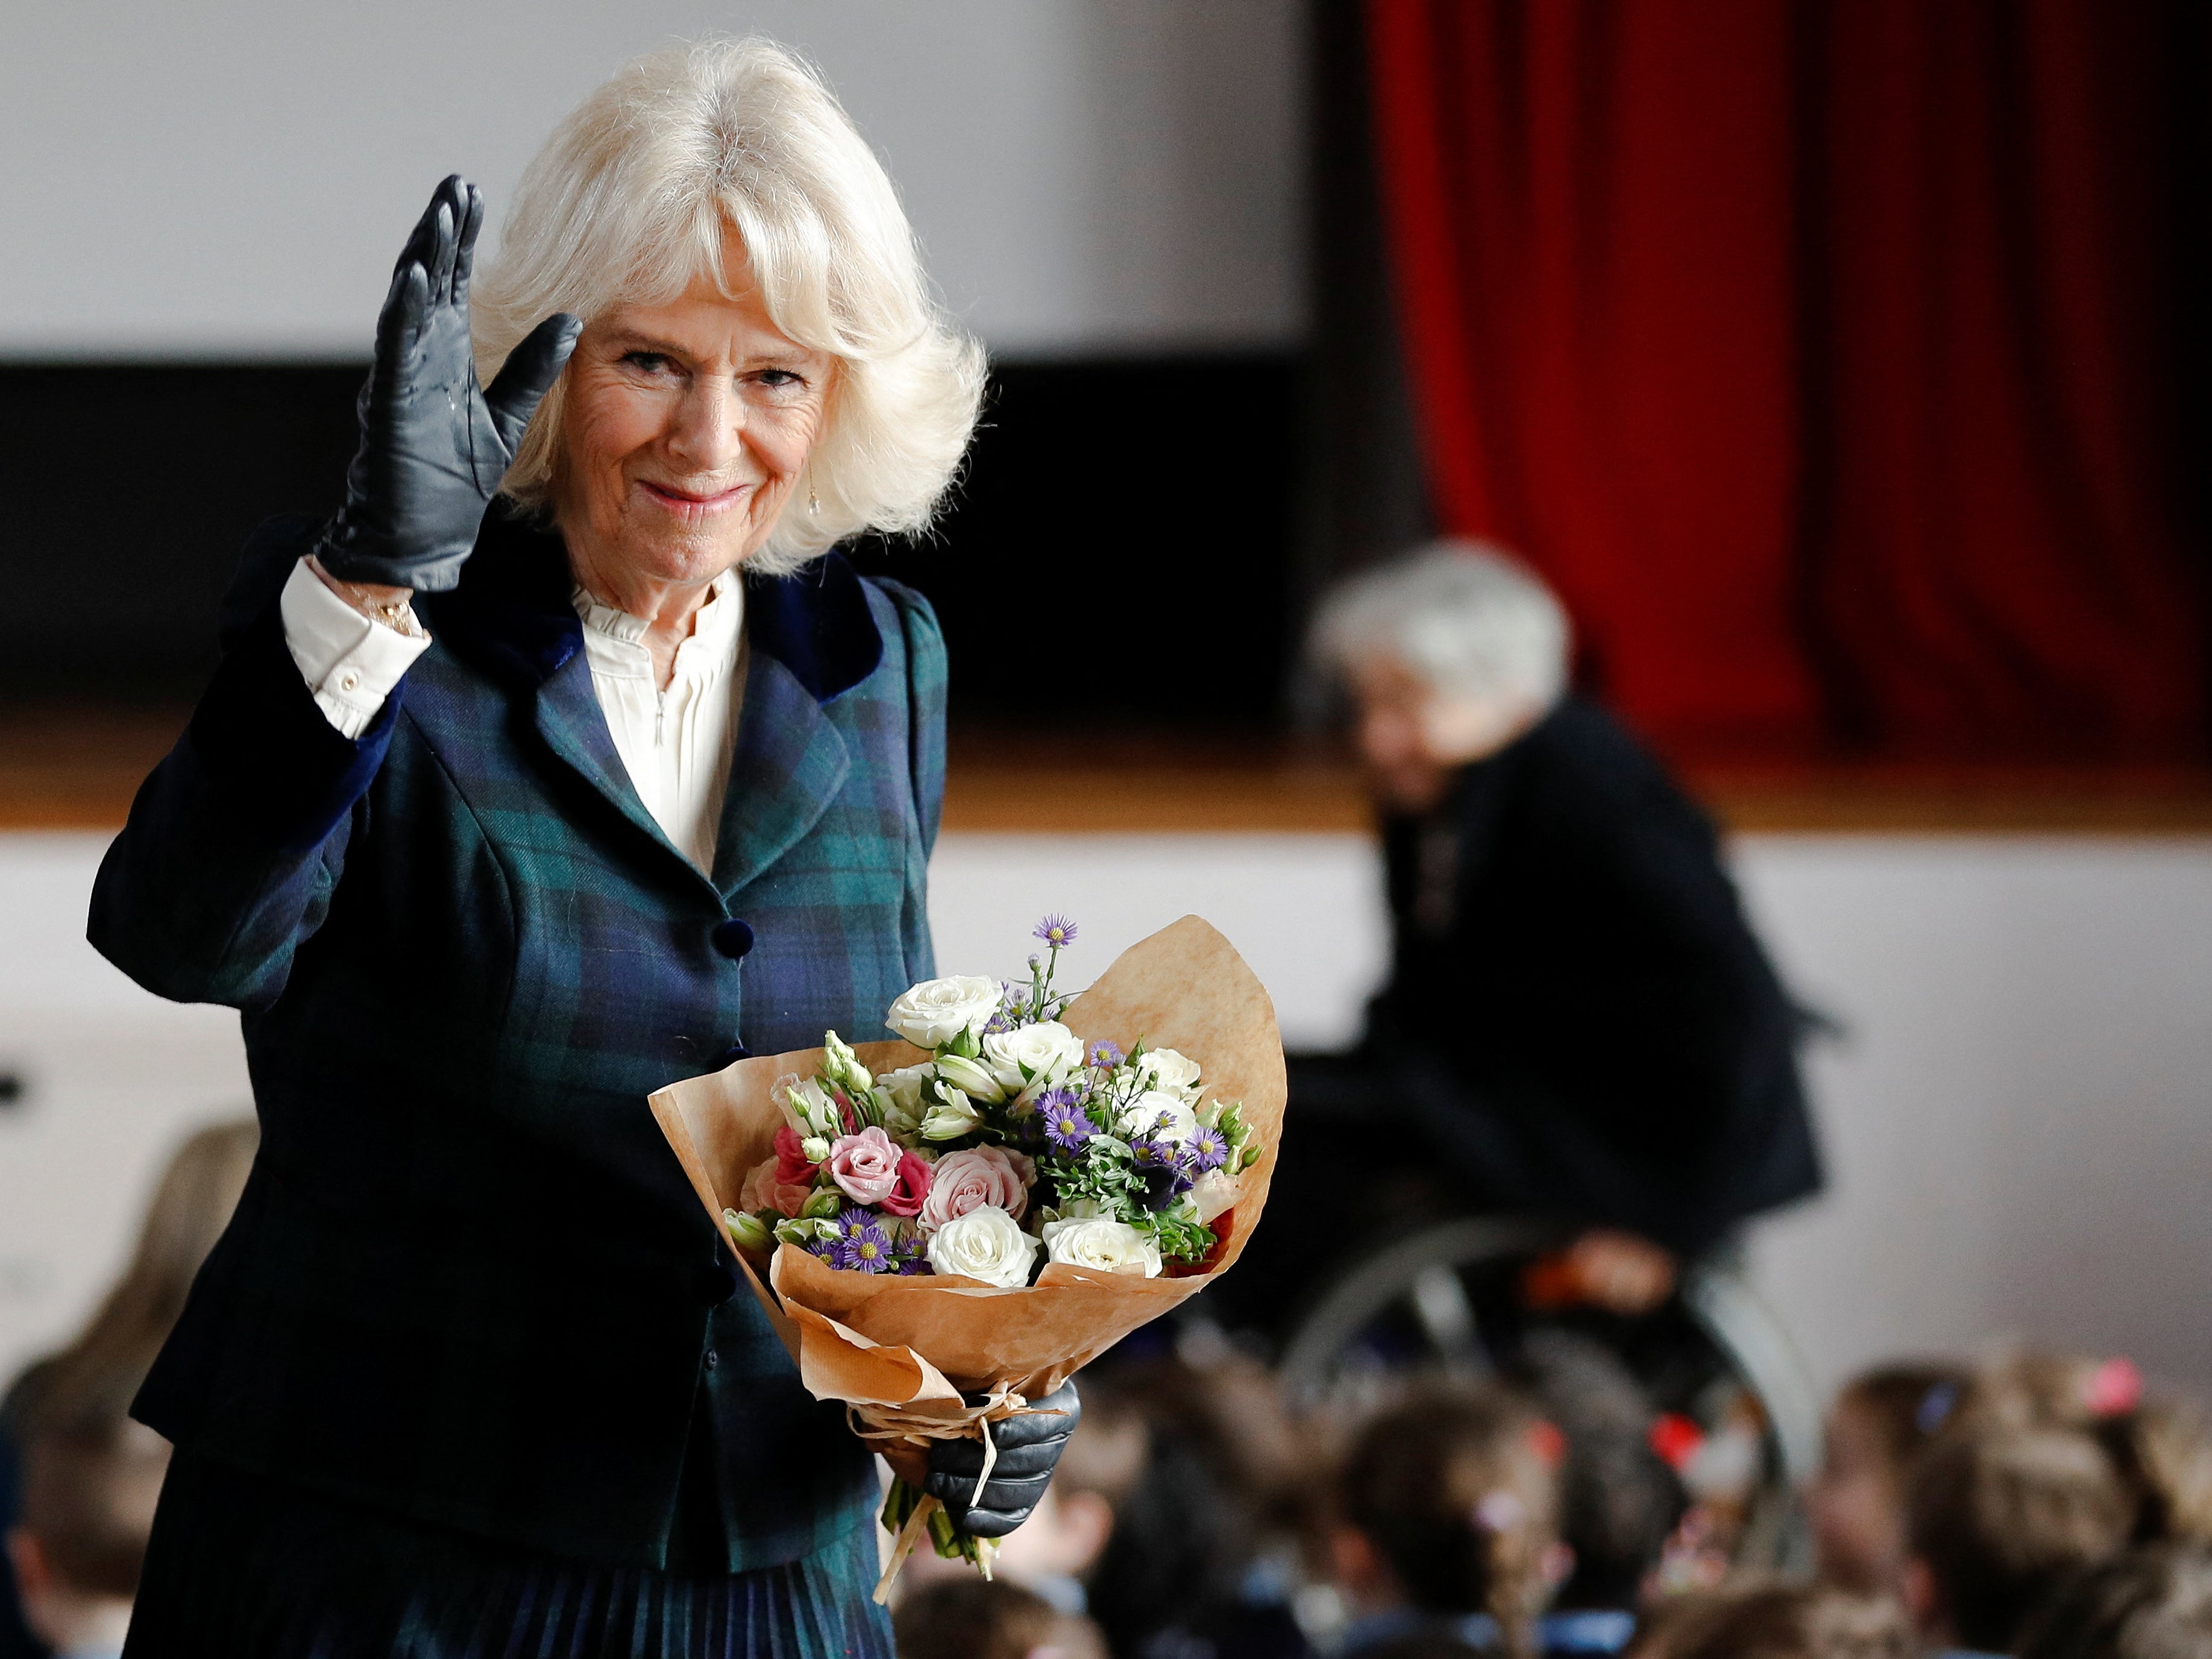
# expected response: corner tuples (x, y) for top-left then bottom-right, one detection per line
(1366, 0), (2204, 762)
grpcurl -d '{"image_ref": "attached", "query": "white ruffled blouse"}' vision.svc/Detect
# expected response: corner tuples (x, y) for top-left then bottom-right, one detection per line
(280, 558), (747, 874)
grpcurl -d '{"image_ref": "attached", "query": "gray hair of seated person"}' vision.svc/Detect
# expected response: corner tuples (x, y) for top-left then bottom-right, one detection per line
(1309, 540), (1572, 713)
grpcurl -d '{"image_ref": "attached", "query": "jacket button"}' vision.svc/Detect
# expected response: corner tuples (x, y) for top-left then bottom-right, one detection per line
(711, 918), (756, 959)
(720, 1044), (752, 1067)
(694, 1264), (737, 1305)
(669, 1034), (702, 1063)
(704, 1349), (721, 1370)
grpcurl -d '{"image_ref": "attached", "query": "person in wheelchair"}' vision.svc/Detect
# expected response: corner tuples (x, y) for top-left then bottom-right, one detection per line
(1222, 541), (1819, 1339)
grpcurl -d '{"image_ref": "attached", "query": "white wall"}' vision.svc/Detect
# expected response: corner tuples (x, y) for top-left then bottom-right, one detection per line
(5, 831), (2210, 1406)
(0, 0), (1304, 359)
(1735, 840), (2212, 1397)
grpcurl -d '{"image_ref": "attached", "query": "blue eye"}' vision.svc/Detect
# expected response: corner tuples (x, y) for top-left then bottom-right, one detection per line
(623, 351), (673, 374)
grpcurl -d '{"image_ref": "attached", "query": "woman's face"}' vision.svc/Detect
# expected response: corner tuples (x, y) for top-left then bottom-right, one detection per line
(1346, 652), (1534, 813)
(1808, 1397), (1906, 1591)
(553, 239), (832, 599)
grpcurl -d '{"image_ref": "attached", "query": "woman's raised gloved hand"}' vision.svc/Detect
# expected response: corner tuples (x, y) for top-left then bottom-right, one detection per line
(315, 175), (580, 593)
(924, 1379), (1080, 1538)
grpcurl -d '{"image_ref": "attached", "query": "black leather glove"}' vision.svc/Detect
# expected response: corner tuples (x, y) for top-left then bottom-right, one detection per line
(925, 1380), (1080, 1538)
(315, 174), (580, 593)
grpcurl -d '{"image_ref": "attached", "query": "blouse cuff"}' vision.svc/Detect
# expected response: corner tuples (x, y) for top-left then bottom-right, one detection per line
(280, 558), (432, 738)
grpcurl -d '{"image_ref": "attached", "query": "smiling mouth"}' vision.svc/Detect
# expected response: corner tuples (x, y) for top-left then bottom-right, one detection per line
(639, 479), (755, 519)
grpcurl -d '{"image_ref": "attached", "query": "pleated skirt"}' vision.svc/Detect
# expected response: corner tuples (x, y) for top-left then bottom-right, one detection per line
(123, 1449), (893, 1659)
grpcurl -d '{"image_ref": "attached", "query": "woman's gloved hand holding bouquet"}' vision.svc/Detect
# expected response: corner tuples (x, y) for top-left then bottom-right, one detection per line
(650, 916), (1283, 1596)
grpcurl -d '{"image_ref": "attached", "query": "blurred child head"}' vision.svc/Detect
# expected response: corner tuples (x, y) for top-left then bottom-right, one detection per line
(1973, 1351), (2212, 1548)
(4, 1412), (170, 1657)
(985, 1355), (1303, 1659)
(6, 1117), (256, 1434)
(1512, 1330), (1685, 1611)
(894, 1576), (1108, 1659)
(2018, 1543), (2212, 1659)
(1332, 1383), (1563, 1653)
(1808, 1361), (1975, 1593)
(1904, 1423), (2134, 1653)
(1630, 1582), (1912, 1659)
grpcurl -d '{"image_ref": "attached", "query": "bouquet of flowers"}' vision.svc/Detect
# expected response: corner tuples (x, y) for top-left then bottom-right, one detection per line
(719, 915), (1262, 1286)
(649, 914), (1283, 1594)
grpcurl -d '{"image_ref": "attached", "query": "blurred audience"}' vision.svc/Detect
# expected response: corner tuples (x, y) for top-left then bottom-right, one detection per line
(1222, 541), (1817, 1341)
(2017, 1543), (2212, 1659)
(0, 1118), (256, 1658)
(21, 1107), (2212, 1659)
(4, 1414), (169, 1659)
(894, 1576), (1108, 1659)
(1629, 1583), (1911, 1659)
(910, 1352), (1310, 1659)
(1327, 1383), (1565, 1659)
(1789, 1344), (2212, 1658)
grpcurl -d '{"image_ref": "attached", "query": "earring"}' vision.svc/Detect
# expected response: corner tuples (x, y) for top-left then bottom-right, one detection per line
(807, 481), (820, 517)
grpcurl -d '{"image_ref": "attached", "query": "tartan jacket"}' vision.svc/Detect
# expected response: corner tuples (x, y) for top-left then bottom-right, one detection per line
(88, 507), (945, 1570)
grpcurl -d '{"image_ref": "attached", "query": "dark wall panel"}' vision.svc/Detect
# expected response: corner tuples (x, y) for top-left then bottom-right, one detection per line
(0, 364), (364, 693)
(0, 354), (1298, 724)
(850, 355), (1299, 728)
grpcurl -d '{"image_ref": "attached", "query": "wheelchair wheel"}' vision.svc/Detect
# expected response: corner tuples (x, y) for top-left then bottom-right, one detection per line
(1275, 1215), (1821, 1576)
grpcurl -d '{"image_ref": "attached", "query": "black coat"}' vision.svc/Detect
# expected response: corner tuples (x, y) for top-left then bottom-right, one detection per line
(1363, 696), (1819, 1254)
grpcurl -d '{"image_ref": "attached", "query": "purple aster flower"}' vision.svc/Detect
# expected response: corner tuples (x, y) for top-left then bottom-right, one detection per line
(984, 982), (1026, 1036)
(1130, 1130), (1186, 1171)
(1040, 1088), (1094, 1153)
(1033, 915), (1078, 948)
(1088, 1040), (1125, 1069)
(1188, 1125), (1231, 1174)
(831, 1210), (896, 1273)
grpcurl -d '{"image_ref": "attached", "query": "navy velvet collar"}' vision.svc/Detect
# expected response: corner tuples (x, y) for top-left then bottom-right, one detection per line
(430, 505), (883, 703)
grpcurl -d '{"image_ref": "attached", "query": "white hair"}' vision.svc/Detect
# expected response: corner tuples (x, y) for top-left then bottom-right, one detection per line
(1310, 540), (1572, 711)
(471, 37), (985, 575)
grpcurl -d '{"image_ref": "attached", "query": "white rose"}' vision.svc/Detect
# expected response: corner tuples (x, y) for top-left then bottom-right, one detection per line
(926, 1204), (1038, 1287)
(982, 1021), (1085, 1092)
(1117, 1090), (1198, 1146)
(887, 975), (1004, 1050)
(1043, 1216), (1162, 1278)
(1135, 1046), (1203, 1098)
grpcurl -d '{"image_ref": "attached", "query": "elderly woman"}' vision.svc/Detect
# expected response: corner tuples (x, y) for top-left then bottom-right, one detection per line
(1213, 543), (1820, 1335)
(90, 40), (1070, 1658)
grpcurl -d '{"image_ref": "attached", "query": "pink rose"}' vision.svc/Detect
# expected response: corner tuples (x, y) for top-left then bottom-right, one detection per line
(828, 1125), (904, 1205)
(773, 1125), (821, 1186)
(920, 1147), (1032, 1233)
(878, 1148), (934, 1218)
(739, 1156), (813, 1218)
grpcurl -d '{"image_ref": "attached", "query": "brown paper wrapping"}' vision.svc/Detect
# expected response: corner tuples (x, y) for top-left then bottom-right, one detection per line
(649, 915), (1284, 1477)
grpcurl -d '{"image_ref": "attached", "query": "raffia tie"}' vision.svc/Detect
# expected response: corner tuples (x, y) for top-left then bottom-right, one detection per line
(849, 1386), (1036, 1602)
